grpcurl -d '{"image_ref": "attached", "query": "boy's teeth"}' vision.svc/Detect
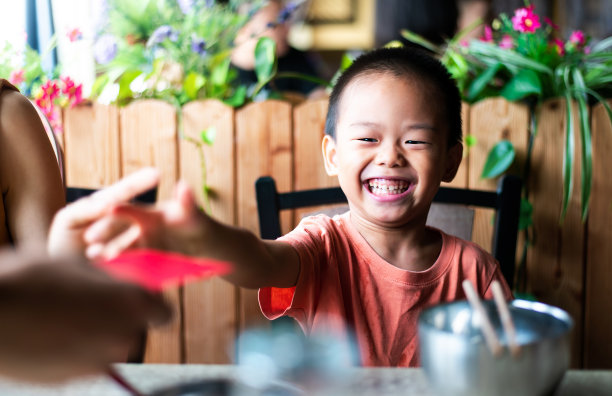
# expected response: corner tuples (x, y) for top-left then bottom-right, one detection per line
(368, 179), (409, 195)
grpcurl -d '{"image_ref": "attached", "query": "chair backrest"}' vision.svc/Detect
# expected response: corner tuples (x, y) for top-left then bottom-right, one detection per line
(255, 175), (522, 289)
(65, 186), (158, 204)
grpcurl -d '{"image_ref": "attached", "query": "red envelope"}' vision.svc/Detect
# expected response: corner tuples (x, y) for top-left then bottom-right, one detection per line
(97, 249), (232, 291)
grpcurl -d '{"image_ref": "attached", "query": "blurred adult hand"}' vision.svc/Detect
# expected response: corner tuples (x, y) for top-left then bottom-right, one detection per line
(0, 249), (171, 383)
(48, 168), (160, 257)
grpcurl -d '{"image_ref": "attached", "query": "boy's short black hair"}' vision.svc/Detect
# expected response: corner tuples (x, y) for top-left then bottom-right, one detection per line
(324, 47), (462, 147)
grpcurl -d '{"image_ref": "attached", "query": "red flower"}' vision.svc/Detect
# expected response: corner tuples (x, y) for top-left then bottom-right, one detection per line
(551, 38), (565, 56)
(481, 26), (494, 43)
(569, 30), (586, 46)
(499, 35), (514, 49)
(40, 80), (60, 101)
(61, 76), (84, 107)
(544, 17), (559, 31)
(66, 28), (83, 42)
(511, 5), (541, 33)
(9, 69), (25, 85)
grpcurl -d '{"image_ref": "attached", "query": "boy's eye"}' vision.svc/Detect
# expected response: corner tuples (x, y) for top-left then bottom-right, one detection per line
(405, 140), (429, 145)
(356, 138), (378, 143)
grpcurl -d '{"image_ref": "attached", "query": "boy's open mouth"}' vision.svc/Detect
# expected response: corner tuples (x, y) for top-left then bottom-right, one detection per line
(365, 178), (411, 196)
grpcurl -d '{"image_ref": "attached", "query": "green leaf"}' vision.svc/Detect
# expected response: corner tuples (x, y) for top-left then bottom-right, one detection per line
(183, 72), (206, 100)
(200, 127), (216, 145)
(254, 37), (277, 83)
(573, 68), (592, 221)
(481, 140), (515, 179)
(560, 68), (575, 222)
(500, 69), (542, 101)
(465, 134), (477, 148)
(466, 62), (502, 101)
(210, 59), (230, 87)
(340, 53), (354, 71)
(400, 29), (439, 53)
(519, 198), (533, 231)
(223, 85), (247, 107)
(117, 69), (142, 100)
(90, 74), (110, 98)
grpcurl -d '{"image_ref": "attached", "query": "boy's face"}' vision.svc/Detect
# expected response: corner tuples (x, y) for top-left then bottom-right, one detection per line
(322, 73), (462, 228)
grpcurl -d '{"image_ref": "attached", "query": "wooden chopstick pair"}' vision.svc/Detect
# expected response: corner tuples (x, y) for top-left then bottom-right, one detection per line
(462, 279), (520, 358)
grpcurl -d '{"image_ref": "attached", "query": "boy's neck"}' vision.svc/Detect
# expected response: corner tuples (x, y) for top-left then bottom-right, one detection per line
(349, 213), (442, 272)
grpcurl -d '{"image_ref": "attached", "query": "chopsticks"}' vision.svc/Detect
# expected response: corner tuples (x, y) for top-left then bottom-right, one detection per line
(462, 279), (521, 358)
(491, 281), (520, 357)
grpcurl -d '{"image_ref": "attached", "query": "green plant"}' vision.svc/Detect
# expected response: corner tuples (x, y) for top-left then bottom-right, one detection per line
(402, 1), (612, 222)
(91, 0), (268, 107)
(0, 34), (85, 133)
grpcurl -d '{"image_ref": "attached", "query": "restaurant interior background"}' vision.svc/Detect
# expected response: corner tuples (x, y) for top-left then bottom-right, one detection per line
(1, 0), (612, 370)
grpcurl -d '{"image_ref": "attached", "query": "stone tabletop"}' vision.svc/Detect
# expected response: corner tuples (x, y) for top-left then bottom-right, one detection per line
(0, 364), (610, 395)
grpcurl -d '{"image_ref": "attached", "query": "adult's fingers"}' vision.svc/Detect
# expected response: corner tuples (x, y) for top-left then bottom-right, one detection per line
(85, 224), (142, 260)
(56, 168), (160, 229)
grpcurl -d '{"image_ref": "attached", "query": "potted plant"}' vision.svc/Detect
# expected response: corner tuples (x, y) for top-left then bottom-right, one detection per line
(402, 2), (612, 222)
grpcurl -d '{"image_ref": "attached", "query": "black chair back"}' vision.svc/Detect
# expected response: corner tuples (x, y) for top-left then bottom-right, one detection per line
(255, 175), (521, 289)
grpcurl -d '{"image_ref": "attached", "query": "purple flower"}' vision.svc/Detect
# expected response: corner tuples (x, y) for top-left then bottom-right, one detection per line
(148, 25), (179, 46)
(278, 1), (299, 23)
(176, 0), (194, 14)
(93, 34), (118, 64)
(191, 34), (207, 56)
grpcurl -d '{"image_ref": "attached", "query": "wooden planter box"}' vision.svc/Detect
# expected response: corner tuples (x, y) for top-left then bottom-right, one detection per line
(59, 97), (612, 368)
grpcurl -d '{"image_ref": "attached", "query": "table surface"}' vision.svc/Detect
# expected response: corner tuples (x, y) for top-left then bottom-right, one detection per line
(0, 364), (611, 395)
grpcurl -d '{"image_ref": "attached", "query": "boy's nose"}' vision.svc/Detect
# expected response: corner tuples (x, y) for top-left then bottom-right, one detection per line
(375, 143), (407, 167)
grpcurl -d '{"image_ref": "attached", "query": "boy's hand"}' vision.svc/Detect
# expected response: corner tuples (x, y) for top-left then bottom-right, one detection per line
(48, 168), (160, 257)
(83, 180), (208, 260)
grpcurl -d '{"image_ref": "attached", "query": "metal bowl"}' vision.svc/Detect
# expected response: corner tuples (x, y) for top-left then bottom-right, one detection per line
(418, 299), (573, 396)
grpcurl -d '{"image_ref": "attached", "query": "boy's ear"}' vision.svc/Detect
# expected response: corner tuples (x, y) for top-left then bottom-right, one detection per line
(322, 135), (339, 176)
(442, 143), (463, 182)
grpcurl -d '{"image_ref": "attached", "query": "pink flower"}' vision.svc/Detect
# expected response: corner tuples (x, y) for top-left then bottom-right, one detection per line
(551, 38), (565, 56)
(544, 16), (559, 31)
(40, 80), (60, 100)
(569, 30), (586, 46)
(66, 27), (83, 42)
(9, 69), (24, 85)
(499, 35), (514, 49)
(459, 40), (469, 48)
(481, 26), (494, 42)
(584, 46), (591, 54)
(511, 5), (541, 33)
(60, 76), (84, 107)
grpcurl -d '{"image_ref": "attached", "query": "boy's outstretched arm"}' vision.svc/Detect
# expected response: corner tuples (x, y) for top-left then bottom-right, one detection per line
(84, 180), (300, 289)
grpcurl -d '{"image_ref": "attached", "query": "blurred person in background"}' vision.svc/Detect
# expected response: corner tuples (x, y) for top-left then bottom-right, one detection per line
(231, 0), (328, 99)
(375, 0), (491, 48)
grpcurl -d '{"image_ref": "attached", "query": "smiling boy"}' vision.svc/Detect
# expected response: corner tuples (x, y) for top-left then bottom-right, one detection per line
(83, 47), (512, 367)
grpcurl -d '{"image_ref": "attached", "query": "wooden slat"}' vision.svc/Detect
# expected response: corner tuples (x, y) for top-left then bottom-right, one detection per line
(293, 98), (340, 221)
(442, 102), (470, 189)
(180, 100), (237, 364)
(584, 100), (612, 368)
(235, 100), (293, 332)
(527, 98), (584, 368)
(468, 98), (529, 253)
(63, 102), (120, 187)
(120, 100), (182, 363)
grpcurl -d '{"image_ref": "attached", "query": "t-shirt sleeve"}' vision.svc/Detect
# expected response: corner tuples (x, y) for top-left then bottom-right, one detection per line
(258, 215), (331, 330)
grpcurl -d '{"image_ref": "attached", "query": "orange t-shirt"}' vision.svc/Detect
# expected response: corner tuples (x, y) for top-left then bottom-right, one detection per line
(258, 212), (512, 367)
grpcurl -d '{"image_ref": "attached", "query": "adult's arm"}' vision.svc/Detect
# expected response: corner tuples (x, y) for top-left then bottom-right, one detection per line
(0, 89), (65, 247)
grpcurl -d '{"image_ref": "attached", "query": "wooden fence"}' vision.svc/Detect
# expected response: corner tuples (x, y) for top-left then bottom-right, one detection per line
(59, 97), (612, 368)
